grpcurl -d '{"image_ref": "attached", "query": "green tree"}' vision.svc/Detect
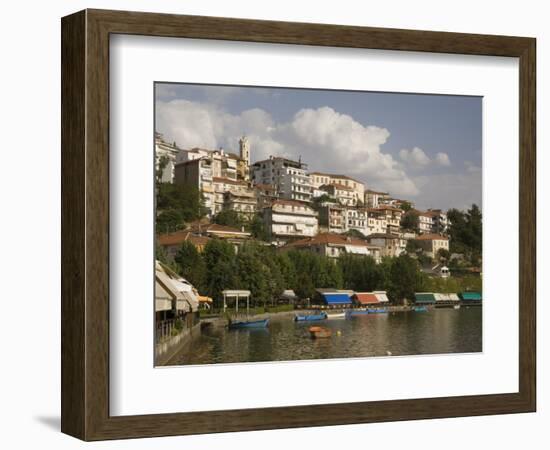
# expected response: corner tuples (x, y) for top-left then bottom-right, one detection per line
(156, 183), (205, 231)
(174, 241), (207, 293)
(212, 209), (244, 229)
(156, 155), (170, 184)
(388, 255), (418, 304)
(203, 239), (237, 303)
(249, 214), (270, 241)
(401, 210), (419, 231)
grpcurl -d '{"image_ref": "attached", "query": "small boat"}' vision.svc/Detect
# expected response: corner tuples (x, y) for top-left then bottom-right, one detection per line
(326, 311), (346, 320)
(414, 306), (428, 312)
(453, 305), (461, 310)
(347, 310), (370, 317)
(294, 313), (327, 322)
(309, 326), (332, 339)
(367, 308), (388, 314)
(228, 318), (270, 329)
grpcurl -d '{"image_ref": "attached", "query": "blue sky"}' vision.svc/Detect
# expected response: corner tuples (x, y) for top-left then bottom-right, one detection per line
(155, 83), (482, 211)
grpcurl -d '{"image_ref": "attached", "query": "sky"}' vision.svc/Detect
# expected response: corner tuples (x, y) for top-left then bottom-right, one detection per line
(155, 83), (482, 211)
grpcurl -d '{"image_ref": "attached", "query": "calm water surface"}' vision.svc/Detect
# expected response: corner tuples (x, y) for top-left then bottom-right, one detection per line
(169, 308), (482, 366)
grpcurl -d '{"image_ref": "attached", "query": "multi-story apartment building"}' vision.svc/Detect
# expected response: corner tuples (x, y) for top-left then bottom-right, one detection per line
(262, 199), (318, 243)
(318, 183), (357, 206)
(364, 189), (390, 208)
(366, 211), (388, 235)
(251, 156), (312, 202)
(427, 209), (449, 234)
(174, 157), (216, 215)
(310, 172), (365, 205)
(212, 177), (251, 216)
(253, 184), (278, 210)
(282, 233), (381, 263)
(223, 190), (257, 221)
(414, 233), (450, 258)
(371, 206), (404, 235)
(367, 233), (407, 258)
(345, 208), (368, 236)
(155, 132), (181, 183)
(415, 210), (434, 234)
(317, 203), (346, 234)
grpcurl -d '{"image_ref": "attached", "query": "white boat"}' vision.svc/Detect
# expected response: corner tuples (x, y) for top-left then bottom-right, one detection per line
(453, 305), (461, 310)
(326, 311), (346, 320)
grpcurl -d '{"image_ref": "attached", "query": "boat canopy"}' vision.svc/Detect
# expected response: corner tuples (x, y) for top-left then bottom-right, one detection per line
(460, 292), (482, 301)
(414, 293), (436, 304)
(320, 293), (352, 305)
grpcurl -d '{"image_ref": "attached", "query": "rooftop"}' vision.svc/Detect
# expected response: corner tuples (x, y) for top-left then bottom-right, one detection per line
(415, 233), (449, 241)
(309, 172), (363, 184)
(157, 230), (210, 247)
(283, 232), (373, 249)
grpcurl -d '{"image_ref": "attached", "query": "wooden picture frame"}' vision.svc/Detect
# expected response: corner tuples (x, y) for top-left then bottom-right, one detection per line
(61, 9), (536, 441)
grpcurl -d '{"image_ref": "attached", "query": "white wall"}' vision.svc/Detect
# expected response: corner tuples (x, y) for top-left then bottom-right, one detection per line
(0, 1), (547, 449)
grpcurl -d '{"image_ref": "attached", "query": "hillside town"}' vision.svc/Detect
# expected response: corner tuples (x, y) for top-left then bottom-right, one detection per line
(154, 131), (482, 365)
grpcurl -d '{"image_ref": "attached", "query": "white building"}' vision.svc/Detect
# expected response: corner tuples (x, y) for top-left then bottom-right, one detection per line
(310, 172), (365, 204)
(318, 183), (357, 206)
(155, 132), (181, 183)
(262, 199), (318, 243)
(414, 233), (450, 258)
(364, 189), (390, 208)
(367, 233), (407, 258)
(252, 156), (312, 202)
(345, 208), (368, 236)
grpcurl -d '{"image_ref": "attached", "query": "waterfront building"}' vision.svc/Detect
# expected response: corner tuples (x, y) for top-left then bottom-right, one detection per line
(262, 199), (318, 243)
(282, 232), (381, 262)
(251, 156), (313, 202)
(310, 172), (365, 204)
(414, 233), (450, 258)
(364, 189), (390, 208)
(314, 288), (354, 307)
(366, 232), (407, 257)
(155, 132), (181, 183)
(157, 230), (211, 258)
(352, 291), (390, 306)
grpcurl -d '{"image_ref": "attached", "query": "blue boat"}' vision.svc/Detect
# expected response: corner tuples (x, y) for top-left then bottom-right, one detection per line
(414, 306), (428, 312)
(347, 310), (370, 317)
(228, 318), (270, 329)
(367, 308), (388, 314)
(294, 313), (327, 322)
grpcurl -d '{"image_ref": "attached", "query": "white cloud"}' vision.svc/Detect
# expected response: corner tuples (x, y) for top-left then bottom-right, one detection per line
(156, 101), (424, 196)
(399, 147), (431, 168)
(399, 147), (451, 168)
(435, 152), (451, 167)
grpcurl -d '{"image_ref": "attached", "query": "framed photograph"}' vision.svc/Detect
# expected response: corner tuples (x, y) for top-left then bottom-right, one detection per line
(61, 9), (536, 440)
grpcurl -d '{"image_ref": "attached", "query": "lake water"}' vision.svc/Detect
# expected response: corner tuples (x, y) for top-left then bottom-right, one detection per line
(168, 307), (482, 366)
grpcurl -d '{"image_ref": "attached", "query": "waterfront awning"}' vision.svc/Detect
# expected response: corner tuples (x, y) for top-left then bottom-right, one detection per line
(344, 245), (369, 255)
(353, 293), (379, 305)
(155, 280), (173, 312)
(415, 293), (436, 303)
(320, 293), (352, 305)
(374, 291), (389, 303)
(280, 289), (298, 300)
(448, 293), (460, 301)
(434, 293), (451, 302)
(198, 295), (213, 303)
(460, 292), (482, 301)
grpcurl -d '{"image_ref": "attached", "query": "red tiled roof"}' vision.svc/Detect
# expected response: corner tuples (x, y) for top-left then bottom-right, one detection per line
(353, 293), (379, 304)
(284, 233), (370, 248)
(158, 231), (210, 247)
(415, 233), (449, 241)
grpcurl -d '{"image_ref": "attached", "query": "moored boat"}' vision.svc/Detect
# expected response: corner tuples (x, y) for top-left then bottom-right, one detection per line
(228, 318), (270, 329)
(367, 308), (388, 314)
(294, 313), (327, 321)
(414, 306), (428, 312)
(309, 326), (332, 339)
(347, 309), (370, 317)
(326, 311), (346, 320)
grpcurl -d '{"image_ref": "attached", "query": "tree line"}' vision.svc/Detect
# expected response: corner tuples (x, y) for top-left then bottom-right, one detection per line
(157, 239), (481, 307)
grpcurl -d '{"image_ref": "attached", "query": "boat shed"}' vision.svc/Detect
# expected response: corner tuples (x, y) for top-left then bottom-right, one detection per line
(373, 291), (389, 303)
(414, 292), (436, 304)
(353, 292), (379, 305)
(460, 292), (482, 302)
(315, 289), (353, 306)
